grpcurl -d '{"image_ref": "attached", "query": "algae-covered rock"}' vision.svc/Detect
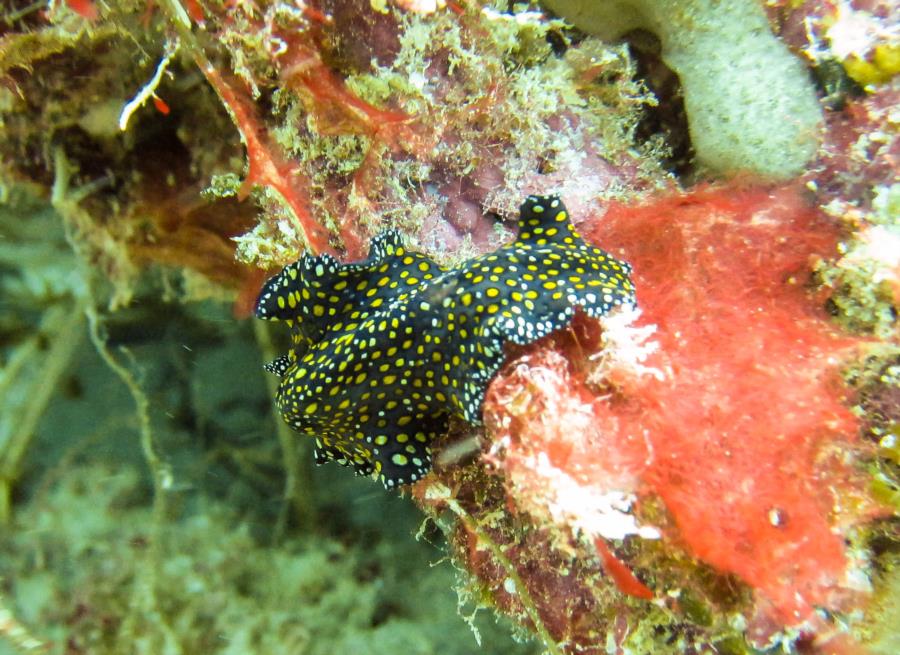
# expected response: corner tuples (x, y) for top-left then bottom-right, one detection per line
(543, 0), (824, 179)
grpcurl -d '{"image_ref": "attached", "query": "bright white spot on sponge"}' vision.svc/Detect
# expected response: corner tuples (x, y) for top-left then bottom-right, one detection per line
(531, 451), (661, 541)
(590, 306), (666, 385)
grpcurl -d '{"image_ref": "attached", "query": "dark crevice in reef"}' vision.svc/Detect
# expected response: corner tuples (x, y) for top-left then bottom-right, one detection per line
(624, 29), (695, 180)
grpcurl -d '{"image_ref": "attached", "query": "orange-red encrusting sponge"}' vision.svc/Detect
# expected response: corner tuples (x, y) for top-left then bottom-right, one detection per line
(484, 183), (872, 637)
(587, 185), (868, 625)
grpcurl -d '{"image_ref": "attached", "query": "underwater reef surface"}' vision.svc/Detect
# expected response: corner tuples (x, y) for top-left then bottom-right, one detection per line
(0, 1), (898, 654)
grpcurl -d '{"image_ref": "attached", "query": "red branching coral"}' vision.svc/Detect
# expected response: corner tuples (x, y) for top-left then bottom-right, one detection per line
(203, 68), (336, 257)
(274, 33), (422, 259)
(198, 1), (430, 262)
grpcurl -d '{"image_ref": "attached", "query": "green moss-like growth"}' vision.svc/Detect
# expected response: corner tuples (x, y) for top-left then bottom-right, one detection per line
(225, 4), (662, 266)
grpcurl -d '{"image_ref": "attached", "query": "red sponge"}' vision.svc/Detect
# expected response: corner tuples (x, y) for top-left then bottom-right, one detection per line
(591, 185), (862, 623)
(484, 184), (867, 631)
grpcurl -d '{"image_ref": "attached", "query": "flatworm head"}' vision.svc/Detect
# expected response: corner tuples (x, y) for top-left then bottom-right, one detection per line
(256, 195), (635, 488)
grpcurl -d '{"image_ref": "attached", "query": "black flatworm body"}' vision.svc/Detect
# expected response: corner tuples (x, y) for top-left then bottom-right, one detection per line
(256, 195), (635, 487)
